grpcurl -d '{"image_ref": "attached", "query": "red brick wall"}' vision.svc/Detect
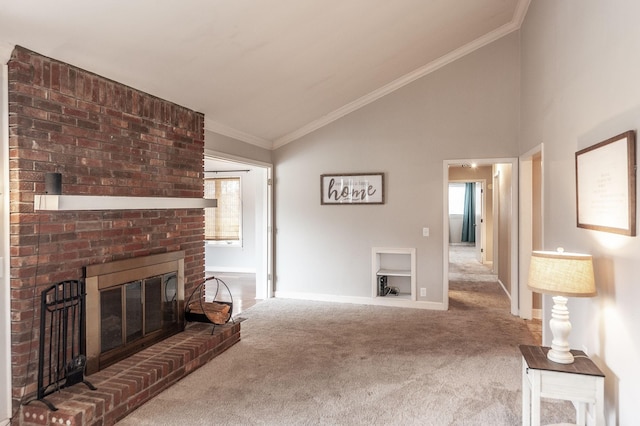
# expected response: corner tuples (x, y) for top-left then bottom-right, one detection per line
(7, 46), (206, 411)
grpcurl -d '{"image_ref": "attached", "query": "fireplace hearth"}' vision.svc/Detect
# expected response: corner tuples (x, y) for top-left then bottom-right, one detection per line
(84, 251), (186, 374)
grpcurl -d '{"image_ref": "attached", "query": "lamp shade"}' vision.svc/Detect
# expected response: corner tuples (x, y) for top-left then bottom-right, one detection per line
(528, 250), (596, 297)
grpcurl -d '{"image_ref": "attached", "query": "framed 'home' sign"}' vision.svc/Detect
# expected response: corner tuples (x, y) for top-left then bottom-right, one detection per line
(321, 173), (384, 205)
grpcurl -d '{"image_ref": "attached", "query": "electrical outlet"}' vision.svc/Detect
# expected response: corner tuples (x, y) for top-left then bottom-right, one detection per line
(422, 227), (429, 237)
(420, 288), (426, 297)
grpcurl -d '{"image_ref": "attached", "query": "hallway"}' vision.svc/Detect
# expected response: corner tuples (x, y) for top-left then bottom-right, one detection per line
(448, 243), (541, 342)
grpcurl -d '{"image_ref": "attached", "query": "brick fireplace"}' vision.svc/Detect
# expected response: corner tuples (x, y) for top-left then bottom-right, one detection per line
(7, 46), (237, 424)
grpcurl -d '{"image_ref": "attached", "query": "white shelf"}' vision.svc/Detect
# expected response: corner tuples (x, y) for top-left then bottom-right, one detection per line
(376, 268), (411, 277)
(34, 195), (217, 211)
(382, 293), (412, 300)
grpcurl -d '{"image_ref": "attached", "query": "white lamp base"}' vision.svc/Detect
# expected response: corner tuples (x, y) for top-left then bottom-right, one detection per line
(547, 295), (574, 364)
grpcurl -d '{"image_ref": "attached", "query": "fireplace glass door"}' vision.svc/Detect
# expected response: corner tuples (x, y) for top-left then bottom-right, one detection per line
(99, 272), (179, 363)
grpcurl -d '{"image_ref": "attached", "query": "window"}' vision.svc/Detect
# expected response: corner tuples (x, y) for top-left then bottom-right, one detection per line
(205, 177), (241, 243)
(448, 183), (466, 215)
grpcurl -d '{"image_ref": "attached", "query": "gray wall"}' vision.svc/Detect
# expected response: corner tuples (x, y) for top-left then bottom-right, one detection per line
(520, 1), (640, 423)
(205, 130), (272, 165)
(272, 32), (520, 303)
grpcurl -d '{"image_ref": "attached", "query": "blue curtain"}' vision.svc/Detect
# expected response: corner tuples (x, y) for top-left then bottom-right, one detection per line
(461, 182), (475, 243)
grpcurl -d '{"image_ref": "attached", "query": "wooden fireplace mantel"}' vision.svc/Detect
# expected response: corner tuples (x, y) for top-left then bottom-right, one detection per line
(34, 194), (217, 211)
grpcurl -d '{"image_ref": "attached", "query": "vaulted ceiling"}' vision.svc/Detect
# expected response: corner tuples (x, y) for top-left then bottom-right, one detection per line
(0, 0), (529, 149)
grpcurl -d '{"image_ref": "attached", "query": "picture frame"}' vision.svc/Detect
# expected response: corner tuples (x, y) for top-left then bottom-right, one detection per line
(320, 173), (384, 205)
(575, 130), (636, 236)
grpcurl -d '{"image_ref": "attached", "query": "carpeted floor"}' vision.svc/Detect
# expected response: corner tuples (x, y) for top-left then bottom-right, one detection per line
(117, 246), (572, 425)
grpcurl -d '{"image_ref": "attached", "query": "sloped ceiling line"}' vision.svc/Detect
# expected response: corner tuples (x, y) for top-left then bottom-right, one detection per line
(208, 0), (531, 150)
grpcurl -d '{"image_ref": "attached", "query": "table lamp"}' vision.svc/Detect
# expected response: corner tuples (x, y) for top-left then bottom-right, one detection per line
(527, 248), (596, 364)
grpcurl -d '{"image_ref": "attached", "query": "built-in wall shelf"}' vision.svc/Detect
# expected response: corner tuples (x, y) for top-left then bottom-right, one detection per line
(34, 195), (217, 211)
(372, 247), (416, 302)
(376, 268), (412, 277)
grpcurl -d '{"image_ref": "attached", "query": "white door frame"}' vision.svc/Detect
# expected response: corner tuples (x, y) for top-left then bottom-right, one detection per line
(442, 158), (519, 315)
(205, 149), (274, 299)
(474, 181), (485, 264)
(519, 144), (544, 320)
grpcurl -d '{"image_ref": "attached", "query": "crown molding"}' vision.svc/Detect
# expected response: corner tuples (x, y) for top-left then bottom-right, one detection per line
(204, 117), (273, 150)
(204, 0), (531, 151)
(513, 0), (532, 28)
(273, 0), (530, 149)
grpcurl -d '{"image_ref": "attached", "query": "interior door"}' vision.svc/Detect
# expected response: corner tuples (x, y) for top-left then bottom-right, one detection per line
(475, 182), (484, 263)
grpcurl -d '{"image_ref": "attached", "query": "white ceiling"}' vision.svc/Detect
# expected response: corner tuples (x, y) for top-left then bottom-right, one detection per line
(0, 0), (529, 150)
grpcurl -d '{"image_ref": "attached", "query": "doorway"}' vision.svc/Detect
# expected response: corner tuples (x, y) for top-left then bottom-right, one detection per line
(442, 158), (519, 315)
(447, 179), (488, 265)
(203, 155), (272, 315)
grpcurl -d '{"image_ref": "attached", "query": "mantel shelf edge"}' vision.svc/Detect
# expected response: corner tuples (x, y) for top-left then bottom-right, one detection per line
(34, 195), (217, 211)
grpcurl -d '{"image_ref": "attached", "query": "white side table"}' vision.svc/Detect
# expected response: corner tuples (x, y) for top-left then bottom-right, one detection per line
(520, 345), (605, 426)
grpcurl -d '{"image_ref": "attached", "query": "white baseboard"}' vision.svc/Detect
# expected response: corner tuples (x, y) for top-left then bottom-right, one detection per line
(497, 279), (511, 299)
(274, 291), (447, 310)
(206, 266), (256, 274)
(531, 308), (542, 320)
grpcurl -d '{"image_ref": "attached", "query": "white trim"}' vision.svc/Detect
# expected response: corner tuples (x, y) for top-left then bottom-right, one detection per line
(519, 156), (534, 320)
(206, 240), (242, 247)
(518, 144), (544, 320)
(204, 118), (273, 150)
(508, 160), (520, 316)
(204, 149), (272, 169)
(513, 0), (532, 28)
(1, 59), (12, 426)
(34, 195), (216, 211)
(206, 266), (256, 274)
(497, 279), (512, 300)
(442, 162), (451, 310)
(274, 291), (447, 311)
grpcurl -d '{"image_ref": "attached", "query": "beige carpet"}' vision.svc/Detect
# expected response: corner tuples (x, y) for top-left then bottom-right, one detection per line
(117, 247), (572, 425)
